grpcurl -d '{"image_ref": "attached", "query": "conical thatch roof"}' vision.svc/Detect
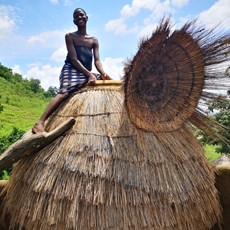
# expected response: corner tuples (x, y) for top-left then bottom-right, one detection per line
(0, 81), (221, 229)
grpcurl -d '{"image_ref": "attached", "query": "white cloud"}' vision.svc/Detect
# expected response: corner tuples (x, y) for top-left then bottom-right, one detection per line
(27, 30), (66, 47)
(121, 0), (159, 17)
(151, 1), (172, 18)
(0, 5), (17, 40)
(25, 64), (61, 90)
(49, 0), (59, 4)
(171, 0), (189, 8)
(105, 0), (176, 36)
(137, 22), (158, 38)
(105, 18), (127, 35)
(12, 65), (22, 75)
(198, 0), (230, 29)
(49, 0), (76, 6)
(51, 46), (67, 62)
(105, 18), (139, 35)
(49, 0), (73, 5)
(96, 57), (125, 80)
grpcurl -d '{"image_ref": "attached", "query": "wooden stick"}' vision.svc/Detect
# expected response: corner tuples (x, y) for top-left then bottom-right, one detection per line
(0, 117), (76, 171)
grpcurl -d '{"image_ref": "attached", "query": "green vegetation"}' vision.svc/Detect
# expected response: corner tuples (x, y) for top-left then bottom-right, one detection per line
(0, 63), (53, 138)
(0, 63), (55, 179)
(204, 144), (221, 162)
(198, 91), (230, 156)
(0, 127), (25, 180)
(207, 92), (230, 155)
(0, 127), (25, 154)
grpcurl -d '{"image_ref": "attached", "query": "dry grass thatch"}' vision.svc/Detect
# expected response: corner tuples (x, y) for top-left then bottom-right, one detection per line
(123, 18), (230, 140)
(124, 19), (205, 132)
(212, 163), (230, 230)
(1, 18), (230, 229)
(0, 180), (8, 193)
(0, 81), (221, 229)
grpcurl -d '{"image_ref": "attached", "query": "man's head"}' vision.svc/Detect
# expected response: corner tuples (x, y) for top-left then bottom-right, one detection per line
(73, 8), (88, 27)
(73, 8), (87, 18)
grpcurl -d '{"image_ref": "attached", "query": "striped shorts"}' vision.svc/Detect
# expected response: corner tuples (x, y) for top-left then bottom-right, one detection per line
(58, 63), (102, 94)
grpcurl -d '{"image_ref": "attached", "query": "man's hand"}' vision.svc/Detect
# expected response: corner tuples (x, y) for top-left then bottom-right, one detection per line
(101, 73), (112, 80)
(87, 72), (97, 86)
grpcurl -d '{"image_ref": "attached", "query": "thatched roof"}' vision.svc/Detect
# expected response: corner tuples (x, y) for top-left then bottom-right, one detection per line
(1, 17), (230, 229)
(0, 81), (221, 229)
(212, 157), (230, 230)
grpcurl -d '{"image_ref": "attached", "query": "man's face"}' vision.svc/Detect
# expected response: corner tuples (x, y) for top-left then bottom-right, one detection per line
(73, 9), (88, 27)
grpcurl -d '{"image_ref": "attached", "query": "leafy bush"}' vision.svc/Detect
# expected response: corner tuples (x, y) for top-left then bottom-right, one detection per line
(208, 95), (230, 154)
(0, 170), (10, 180)
(0, 127), (25, 154)
(45, 86), (58, 97)
(0, 127), (25, 180)
(198, 91), (230, 155)
(204, 144), (221, 162)
(0, 63), (54, 179)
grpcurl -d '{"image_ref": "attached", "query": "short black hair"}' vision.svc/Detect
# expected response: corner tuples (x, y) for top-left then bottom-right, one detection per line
(73, 8), (87, 18)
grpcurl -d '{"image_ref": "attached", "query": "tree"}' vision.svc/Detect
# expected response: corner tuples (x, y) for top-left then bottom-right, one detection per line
(44, 86), (58, 97)
(0, 64), (13, 81)
(206, 91), (230, 154)
(29, 78), (42, 94)
(0, 127), (25, 154)
(0, 127), (25, 180)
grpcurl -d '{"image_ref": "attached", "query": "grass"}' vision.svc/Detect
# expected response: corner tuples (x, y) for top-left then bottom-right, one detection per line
(0, 77), (50, 138)
(0, 98), (49, 137)
(204, 144), (221, 162)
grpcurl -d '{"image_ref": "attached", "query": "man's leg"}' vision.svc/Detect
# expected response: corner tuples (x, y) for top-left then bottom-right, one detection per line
(32, 93), (68, 134)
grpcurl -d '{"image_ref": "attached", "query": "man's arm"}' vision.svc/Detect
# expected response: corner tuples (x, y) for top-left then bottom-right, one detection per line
(93, 37), (112, 80)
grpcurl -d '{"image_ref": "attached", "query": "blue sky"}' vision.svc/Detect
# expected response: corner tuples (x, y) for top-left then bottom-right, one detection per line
(0, 0), (230, 89)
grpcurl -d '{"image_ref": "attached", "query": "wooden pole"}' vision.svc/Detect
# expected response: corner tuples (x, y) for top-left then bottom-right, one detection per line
(0, 117), (76, 171)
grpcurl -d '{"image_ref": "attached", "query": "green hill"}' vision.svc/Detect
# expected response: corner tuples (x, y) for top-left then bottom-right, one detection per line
(0, 64), (54, 138)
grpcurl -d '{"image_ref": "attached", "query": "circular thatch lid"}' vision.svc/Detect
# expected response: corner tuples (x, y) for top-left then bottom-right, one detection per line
(124, 22), (205, 132)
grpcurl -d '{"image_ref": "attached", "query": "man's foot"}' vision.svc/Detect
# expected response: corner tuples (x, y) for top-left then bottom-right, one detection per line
(32, 121), (45, 134)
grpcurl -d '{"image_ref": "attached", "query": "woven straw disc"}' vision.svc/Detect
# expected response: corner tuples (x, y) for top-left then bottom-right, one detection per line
(125, 30), (204, 132)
